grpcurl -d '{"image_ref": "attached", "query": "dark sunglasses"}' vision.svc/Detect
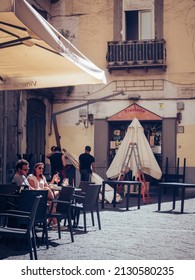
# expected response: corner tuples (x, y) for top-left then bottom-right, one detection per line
(37, 166), (44, 170)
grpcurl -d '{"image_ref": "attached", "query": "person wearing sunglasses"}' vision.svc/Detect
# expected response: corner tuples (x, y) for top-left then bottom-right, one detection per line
(27, 162), (61, 229)
(12, 159), (31, 189)
(27, 162), (58, 198)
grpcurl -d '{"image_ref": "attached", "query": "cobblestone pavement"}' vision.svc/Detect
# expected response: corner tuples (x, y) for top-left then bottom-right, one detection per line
(0, 188), (195, 260)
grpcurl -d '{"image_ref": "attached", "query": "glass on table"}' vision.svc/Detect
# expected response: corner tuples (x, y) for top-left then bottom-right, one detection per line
(62, 178), (69, 187)
(54, 173), (61, 185)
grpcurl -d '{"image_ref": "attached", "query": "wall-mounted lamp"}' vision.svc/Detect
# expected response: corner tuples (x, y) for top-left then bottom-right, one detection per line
(75, 108), (94, 128)
(177, 112), (182, 123)
(88, 113), (94, 125)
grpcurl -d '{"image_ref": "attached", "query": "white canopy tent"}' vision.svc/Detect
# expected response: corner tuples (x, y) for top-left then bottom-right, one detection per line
(106, 118), (162, 180)
(0, 0), (106, 90)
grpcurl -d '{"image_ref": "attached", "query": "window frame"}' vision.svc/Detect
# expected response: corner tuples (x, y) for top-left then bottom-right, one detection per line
(124, 9), (154, 41)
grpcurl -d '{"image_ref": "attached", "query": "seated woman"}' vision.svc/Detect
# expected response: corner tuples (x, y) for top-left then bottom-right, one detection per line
(27, 162), (59, 229)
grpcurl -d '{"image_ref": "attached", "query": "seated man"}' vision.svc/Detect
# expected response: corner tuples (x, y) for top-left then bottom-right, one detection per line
(12, 159), (31, 189)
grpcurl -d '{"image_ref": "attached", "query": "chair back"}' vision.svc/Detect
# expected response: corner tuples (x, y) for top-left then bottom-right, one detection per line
(0, 183), (20, 194)
(0, 184), (20, 213)
(13, 191), (42, 230)
(79, 181), (95, 193)
(28, 195), (42, 231)
(56, 186), (74, 213)
(19, 190), (48, 223)
(83, 184), (101, 211)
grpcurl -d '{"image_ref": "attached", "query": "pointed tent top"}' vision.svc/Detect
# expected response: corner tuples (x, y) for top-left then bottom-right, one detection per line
(129, 118), (143, 128)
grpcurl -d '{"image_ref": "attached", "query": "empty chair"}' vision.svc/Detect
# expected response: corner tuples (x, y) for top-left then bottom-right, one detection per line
(17, 190), (49, 249)
(6, 189), (49, 249)
(0, 183), (20, 195)
(0, 183), (20, 224)
(72, 184), (101, 232)
(47, 186), (75, 242)
(32, 190), (49, 249)
(78, 181), (95, 193)
(74, 181), (95, 203)
(0, 194), (42, 260)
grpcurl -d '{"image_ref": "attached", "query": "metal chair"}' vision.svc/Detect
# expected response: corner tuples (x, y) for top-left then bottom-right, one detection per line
(0, 194), (42, 260)
(47, 186), (75, 242)
(8, 189), (49, 249)
(32, 190), (49, 249)
(0, 183), (20, 194)
(72, 184), (101, 232)
(78, 181), (95, 194)
(0, 183), (20, 225)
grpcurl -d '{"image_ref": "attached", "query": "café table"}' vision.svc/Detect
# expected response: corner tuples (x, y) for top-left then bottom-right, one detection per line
(49, 184), (62, 198)
(49, 184), (62, 191)
(101, 180), (142, 211)
(158, 182), (195, 213)
(49, 184), (82, 198)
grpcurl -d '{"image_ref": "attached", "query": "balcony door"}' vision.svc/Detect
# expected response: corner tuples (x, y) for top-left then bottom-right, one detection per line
(125, 10), (154, 40)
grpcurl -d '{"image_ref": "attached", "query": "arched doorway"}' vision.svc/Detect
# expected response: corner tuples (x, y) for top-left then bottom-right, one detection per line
(26, 98), (46, 170)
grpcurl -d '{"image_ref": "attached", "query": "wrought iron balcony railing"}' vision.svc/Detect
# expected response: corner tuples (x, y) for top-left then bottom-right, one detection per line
(106, 39), (166, 72)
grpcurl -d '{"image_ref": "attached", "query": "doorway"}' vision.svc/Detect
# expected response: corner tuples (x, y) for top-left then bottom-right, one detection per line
(26, 98), (46, 170)
(108, 120), (162, 168)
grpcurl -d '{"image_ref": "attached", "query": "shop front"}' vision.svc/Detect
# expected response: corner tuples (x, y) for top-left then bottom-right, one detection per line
(94, 102), (177, 183)
(107, 103), (163, 171)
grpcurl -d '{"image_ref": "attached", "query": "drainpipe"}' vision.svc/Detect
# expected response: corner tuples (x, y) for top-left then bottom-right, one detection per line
(2, 91), (8, 183)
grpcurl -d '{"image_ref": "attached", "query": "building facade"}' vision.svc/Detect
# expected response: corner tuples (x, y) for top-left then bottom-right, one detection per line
(0, 0), (195, 184)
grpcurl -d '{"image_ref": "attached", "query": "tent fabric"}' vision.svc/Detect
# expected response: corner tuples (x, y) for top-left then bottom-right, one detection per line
(63, 149), (122, 203)
(0, 0), (106, 90)
(106, 118), (162, 180)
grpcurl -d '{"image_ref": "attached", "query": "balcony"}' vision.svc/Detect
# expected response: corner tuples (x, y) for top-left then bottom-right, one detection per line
(106, 39), (166, 73)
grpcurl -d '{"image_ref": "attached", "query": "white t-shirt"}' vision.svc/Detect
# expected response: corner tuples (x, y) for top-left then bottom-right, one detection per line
(12, 173), (30, 187)
(27, 174), (47, 189)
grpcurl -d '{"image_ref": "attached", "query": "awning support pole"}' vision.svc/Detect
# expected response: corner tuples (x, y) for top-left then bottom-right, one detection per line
(51, 90), (125, 148)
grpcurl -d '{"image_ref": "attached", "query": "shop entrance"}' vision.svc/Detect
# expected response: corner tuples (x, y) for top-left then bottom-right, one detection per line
(108, 120), (162, 168)
(94, 104), (176, 183)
